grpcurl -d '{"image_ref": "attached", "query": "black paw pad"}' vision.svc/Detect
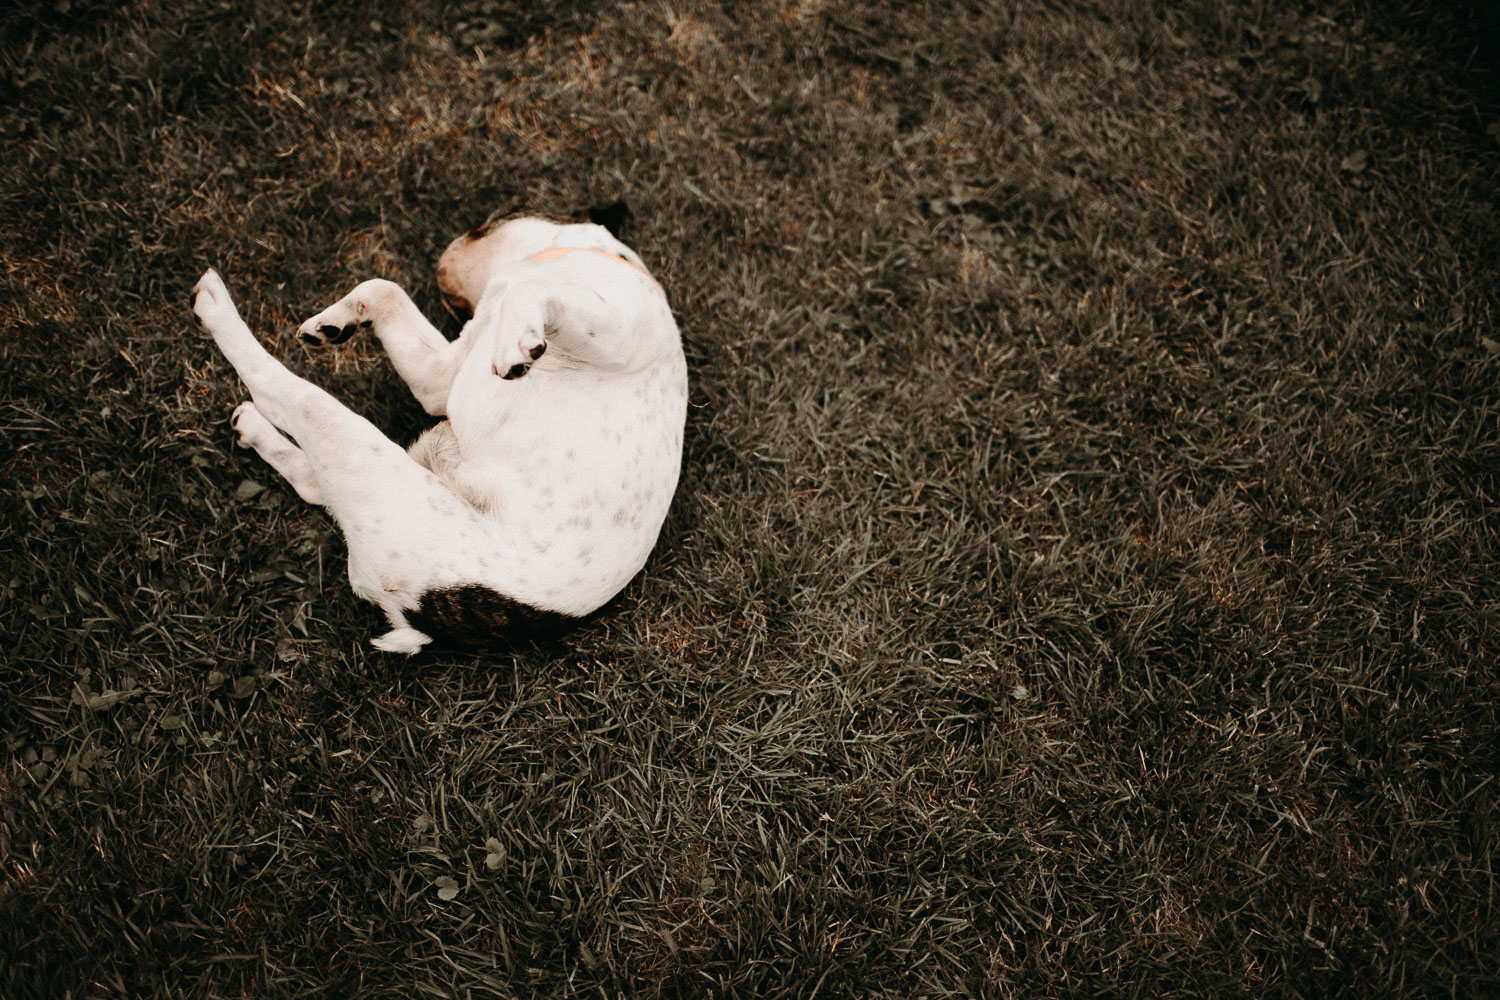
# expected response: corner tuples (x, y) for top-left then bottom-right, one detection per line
(300, 330), (323, 345)
(502, 363), (528, 380)
(528, 342), (547, 360)
(325, 323), (357, 345)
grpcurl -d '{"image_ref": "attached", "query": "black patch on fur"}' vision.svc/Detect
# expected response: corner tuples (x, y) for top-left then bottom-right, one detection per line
(586, 200), (632, 237)
(404, 585), (579, 649)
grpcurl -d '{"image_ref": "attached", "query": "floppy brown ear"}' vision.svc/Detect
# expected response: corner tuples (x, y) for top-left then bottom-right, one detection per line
(473, 205), (585, 240)
(464, 205), (521, 241)
(584, 200), (631, 238)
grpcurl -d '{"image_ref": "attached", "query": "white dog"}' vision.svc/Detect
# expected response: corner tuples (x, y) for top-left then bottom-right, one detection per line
(192, 211), (687, 654)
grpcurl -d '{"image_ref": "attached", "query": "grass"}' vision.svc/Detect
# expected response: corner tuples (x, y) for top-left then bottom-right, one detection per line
(2, 0), (1498, 995)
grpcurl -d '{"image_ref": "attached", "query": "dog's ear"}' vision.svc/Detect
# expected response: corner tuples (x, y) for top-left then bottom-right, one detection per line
(585, 200), (632, 238)
(466, 205), (529, 240)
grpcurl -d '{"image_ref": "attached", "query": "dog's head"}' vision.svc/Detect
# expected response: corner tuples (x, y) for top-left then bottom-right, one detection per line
(436, 201), (640, 320)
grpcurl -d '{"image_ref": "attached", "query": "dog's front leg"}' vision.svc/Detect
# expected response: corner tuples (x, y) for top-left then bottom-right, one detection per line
(480, 276), (677, 380)
(298, 279), (464, 416)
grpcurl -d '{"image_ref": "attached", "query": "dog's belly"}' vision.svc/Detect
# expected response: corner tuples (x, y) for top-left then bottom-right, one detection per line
(446, 361), (687, 615)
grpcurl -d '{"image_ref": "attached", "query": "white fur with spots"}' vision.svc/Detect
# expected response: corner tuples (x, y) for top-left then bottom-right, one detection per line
(193, 216), (687, 653)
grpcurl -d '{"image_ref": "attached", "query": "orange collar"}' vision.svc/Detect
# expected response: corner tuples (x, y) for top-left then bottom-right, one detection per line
(529, 246), (655, 283)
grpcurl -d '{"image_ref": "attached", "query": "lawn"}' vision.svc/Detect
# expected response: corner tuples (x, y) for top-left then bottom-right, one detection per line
(2, 0), (1497, 996)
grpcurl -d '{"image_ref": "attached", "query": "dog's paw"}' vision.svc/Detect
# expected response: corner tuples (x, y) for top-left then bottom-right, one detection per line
(297, 296), (370, 347)
(192, 268), (232, 328)
(491, 324), (547, 380)
(229, 400), (270, 449)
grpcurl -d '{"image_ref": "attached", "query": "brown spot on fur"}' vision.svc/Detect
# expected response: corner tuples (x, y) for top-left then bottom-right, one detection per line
(404, 584), (579, 649)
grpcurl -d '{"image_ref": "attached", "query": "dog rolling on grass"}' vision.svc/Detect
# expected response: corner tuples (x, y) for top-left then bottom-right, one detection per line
(192, 210), (687, 654)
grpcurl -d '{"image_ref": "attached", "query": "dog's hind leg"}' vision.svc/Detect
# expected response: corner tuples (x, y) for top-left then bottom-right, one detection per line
(193, 269), (487, 654)
(296, 279), (464, 416)
(193, 269), (418, 481)
(230, 401), (323, 505)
